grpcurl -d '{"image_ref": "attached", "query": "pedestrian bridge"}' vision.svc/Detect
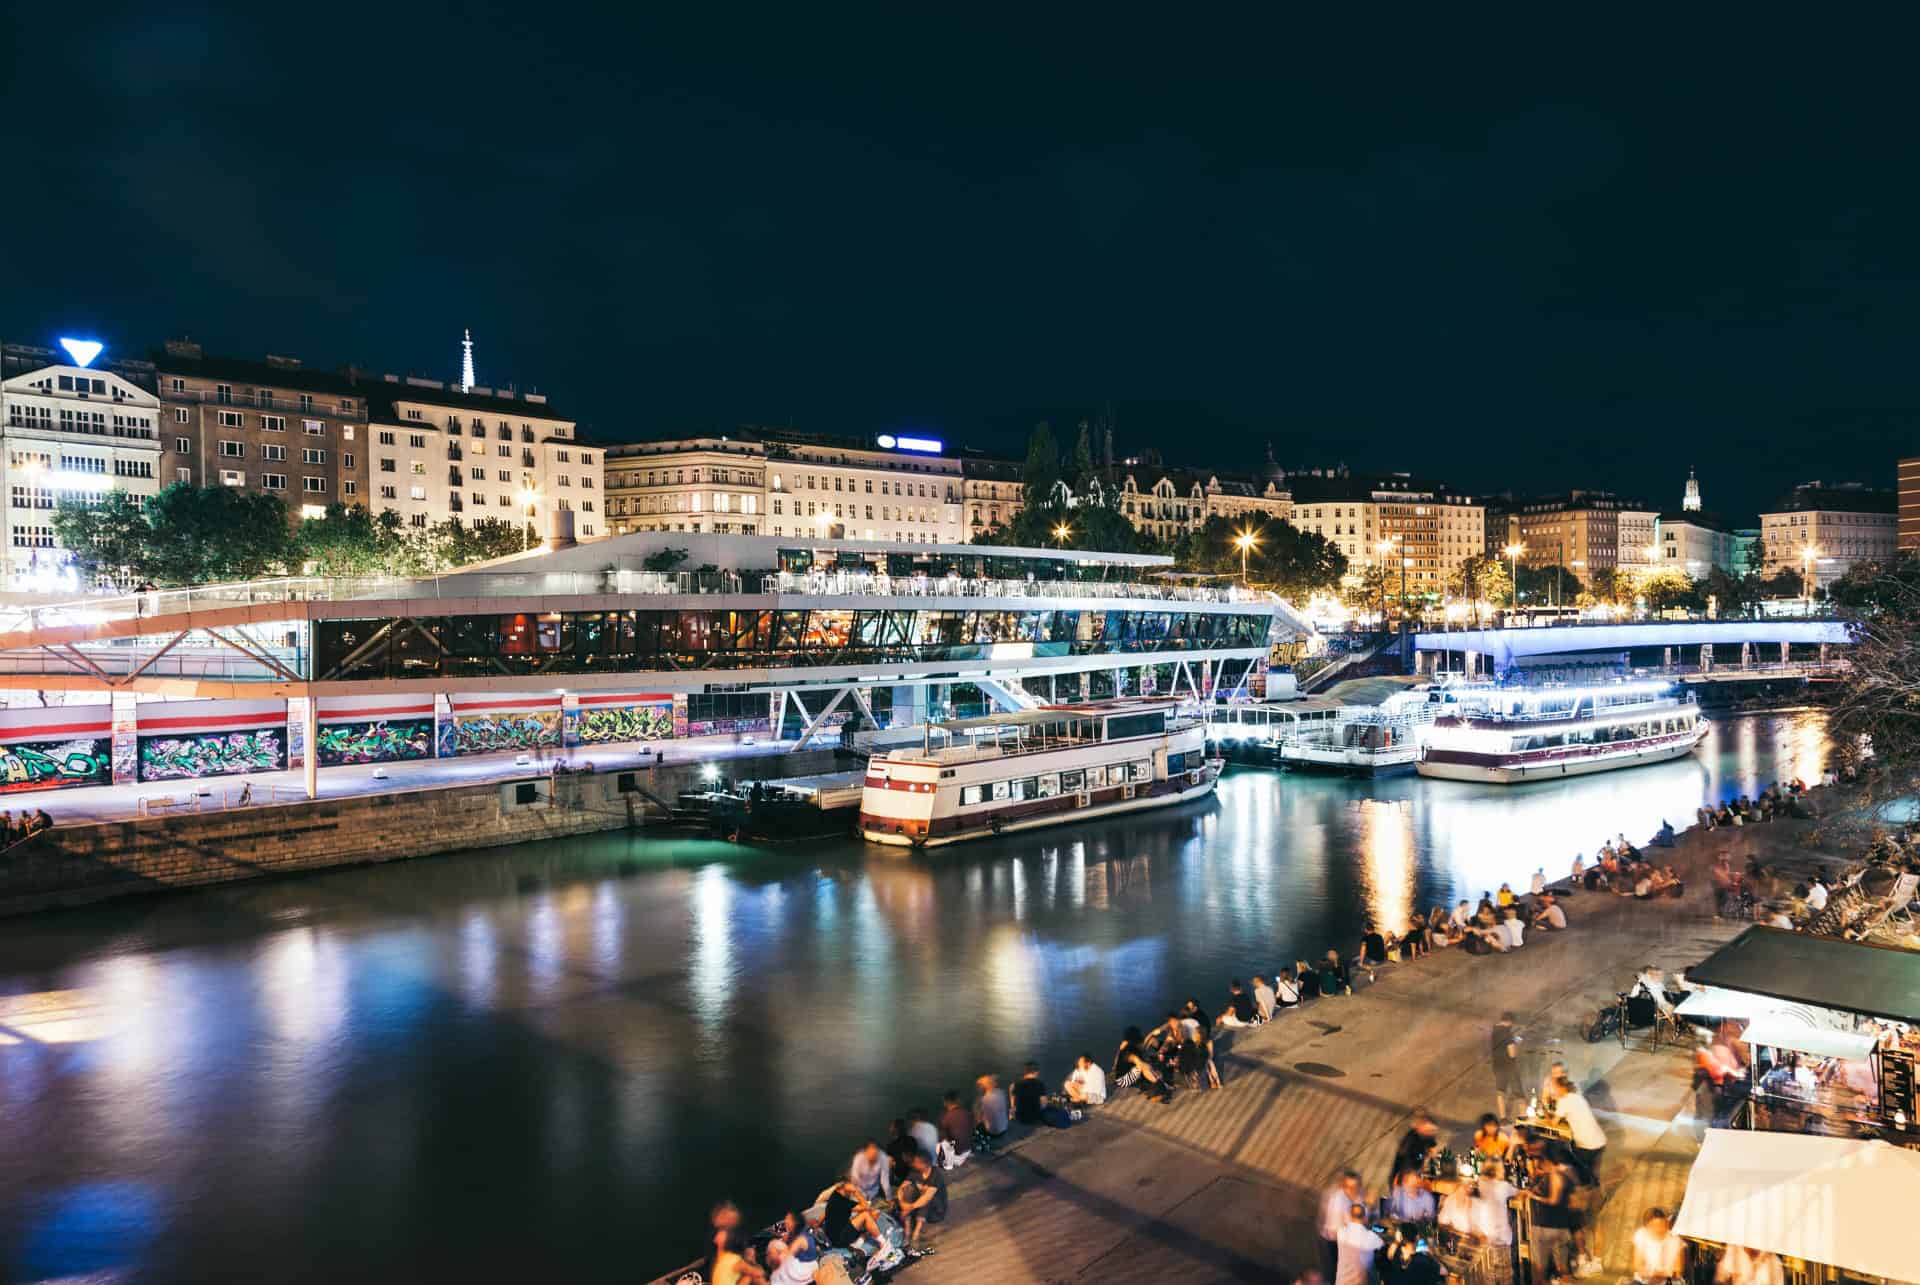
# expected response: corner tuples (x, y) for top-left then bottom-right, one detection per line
(1412, 618), (1853, 677)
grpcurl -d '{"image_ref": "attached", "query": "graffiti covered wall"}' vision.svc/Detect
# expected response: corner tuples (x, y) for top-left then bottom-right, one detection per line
(438, 711), (562, 758)
(571, 702), (675, 745)
(137, 729), (287, 782)
(317, 718), (435, 767)
(0, 737), (113, 793)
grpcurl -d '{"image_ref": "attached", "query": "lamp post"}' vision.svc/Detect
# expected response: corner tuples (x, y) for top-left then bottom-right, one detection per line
(1053, 522), (1072, 549)
(1375, 538), (1395, 628)
(1502, 542), (1524, 614)
(1235, 528), (1259, 585)
(517, 485), (540, 550)
(1800, 544), (1820, 608)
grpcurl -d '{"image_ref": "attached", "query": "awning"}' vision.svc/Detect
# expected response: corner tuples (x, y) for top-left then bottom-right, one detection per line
(1674, 1129), (1920, 1281)
(1736, 1018), (1878, 1062)
(1675, 987), (1792, 1022)
(1684, 926), (1920, 1025)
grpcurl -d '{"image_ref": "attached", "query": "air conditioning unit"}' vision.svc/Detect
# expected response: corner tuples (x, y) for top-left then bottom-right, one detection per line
(1122, 784), (1136, 801)
(1076, 791), (1091, 808)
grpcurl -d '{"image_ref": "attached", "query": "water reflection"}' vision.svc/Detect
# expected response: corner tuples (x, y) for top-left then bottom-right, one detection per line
(0, 711), (1828, 1284)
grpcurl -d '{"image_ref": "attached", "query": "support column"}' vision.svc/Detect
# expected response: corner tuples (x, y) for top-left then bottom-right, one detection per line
(1780, 641), (1790, 665)
(1740, 641), (1752, 669)
(302, 695), (318, 800)
(1663, 646), (1673, 670)
(1699, 643), (1713, 672)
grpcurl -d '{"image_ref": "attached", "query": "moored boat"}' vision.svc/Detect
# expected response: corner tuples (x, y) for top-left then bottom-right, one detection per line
(1416, 680), (1708, 784)
(859, 699), (1218, 847)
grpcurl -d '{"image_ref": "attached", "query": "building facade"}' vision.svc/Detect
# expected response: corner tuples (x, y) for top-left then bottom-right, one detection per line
(1112, 450), (1291, 545)
(763, 431), (964, 543)
(367, 378), (600, 539)
(1499, 491), (1650, 580)
(1287, 473), (1485, 593)
(0, 342), (164, 588)
(1654, 469), (1736, 578)
(959, 454), (1025, 537)
(603, 437), (768, 535)
(152, 341), (369, 521)
(1759, 482), (1897, 590)
(1899, 456), (1920, 551)
(1616, 508), (1659, 573)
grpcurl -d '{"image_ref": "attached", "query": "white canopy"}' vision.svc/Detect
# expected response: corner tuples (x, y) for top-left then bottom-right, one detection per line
(1737, 1018), (1879, 1062)
(1675, 987), (1790, 1021)
(1674, 1130), (1920, 1282)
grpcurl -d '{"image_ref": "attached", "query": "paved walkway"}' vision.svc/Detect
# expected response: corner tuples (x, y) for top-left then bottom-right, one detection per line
(21, 733), (811, 825)
(886, 792), (1874, 1285)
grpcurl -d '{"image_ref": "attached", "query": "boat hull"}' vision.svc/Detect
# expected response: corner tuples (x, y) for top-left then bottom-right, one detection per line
(862, 768), (1219, 848)
(1278, 745), (1418, 777)
(1417, 724), (1707, 784)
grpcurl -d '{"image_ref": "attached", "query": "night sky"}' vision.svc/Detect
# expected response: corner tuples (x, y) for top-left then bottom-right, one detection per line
(6, 8), (1917, 521)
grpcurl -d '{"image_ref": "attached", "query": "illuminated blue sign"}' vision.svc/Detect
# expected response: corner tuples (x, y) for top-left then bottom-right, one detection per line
(875, 434), (943, 454)
(58, 337), (104, 368)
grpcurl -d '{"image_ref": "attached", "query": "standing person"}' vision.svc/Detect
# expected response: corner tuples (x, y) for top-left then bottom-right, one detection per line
(1553, 1073), (1608, 1184)
(1384, 1168), (1435, 1222)
(1630, 1207), (1685, 1284)
(1490, 1013), (1523, 1119)
(1391, 1109), (1440, 1182)
(1528, 1153), (1576, 1282)
(1335, 1202), (1384, 1285)
(1716, 1245), (1784, 1285)
(1319, 1171), (1364, 1284)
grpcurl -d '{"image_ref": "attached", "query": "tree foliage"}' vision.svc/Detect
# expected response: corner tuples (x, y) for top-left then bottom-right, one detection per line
(1169, 515), (1346, 597)
(1829, 554), (1920, 786)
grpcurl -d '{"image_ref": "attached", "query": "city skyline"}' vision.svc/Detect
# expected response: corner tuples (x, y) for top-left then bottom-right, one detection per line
(8, 9), (1920, 522)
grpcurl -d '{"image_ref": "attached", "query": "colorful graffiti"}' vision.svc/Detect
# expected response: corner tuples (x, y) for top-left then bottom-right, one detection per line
(0, 736), (113, 793)
(317, 717), (434, 767)
(137, 729), (286, 782)
(573, 703), (675, 745)
(438, 711), (562, 758)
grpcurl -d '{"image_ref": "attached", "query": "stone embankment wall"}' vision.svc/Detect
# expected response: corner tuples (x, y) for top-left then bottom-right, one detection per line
(0, 748), (843, 917)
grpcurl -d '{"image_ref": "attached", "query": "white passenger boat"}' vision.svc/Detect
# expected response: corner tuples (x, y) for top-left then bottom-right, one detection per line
(1415, 681), (1708, 784)
(859, 699), (1219, 847)
(1205, 697), (1345, 761)
(1278, 714), (1422, 776)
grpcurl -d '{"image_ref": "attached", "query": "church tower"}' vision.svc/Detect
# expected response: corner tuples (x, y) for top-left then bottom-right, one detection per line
(460, 328), (476, 393)
(1682, 467), (1702, 513)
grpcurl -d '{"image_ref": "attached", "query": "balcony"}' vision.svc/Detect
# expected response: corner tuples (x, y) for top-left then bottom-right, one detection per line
(447, 445), (464, 461)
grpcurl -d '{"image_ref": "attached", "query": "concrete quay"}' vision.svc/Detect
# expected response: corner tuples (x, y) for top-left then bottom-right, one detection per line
(880, 792), (1874, 1285)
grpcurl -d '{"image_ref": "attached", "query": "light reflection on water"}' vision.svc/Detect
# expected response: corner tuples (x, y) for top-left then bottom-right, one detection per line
(0, 710), (1829, 1283)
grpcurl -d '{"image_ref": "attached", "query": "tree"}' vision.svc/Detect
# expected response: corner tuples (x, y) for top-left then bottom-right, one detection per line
(141, 484), (293, 584)
(1169, 515), (1346, 597)
(298, 504), (386, 577)
(1070, 422), (1098, 493)
(1640, 567), (1701, 613)
(642, 546), (690, 573)
(1830, 554), (1920, 790)
(1450, 554), (1511, 618)
(51, 491), (154, 585)
(1021, 422), (1063, 508)
(436, 516), (526, 567)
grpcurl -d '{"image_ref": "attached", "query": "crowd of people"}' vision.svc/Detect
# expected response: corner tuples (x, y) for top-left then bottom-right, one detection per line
(0, 807), (52, 846)
(1695, 777), (1816, 831)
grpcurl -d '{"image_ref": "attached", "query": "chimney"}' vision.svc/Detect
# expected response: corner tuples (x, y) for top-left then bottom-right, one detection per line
(544, 508), (577, 552)
(164, 338), (203, 360)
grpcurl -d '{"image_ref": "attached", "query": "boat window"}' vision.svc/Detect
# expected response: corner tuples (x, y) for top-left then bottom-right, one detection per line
(1037, 773), (1060, 798)
(1060, 769), (1085, 791)
(991, 780), (1009, 801)
(1129, 760), (1152, 783)
(960, 785), (984, 806)
(1085, 765), (1106, 789)
(1106, 711), (1169, 741)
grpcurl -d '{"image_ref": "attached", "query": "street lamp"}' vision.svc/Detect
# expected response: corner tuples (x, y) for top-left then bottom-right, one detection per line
(1502, 543), (1524, 613)
(1375, 538), (1396, 627)
(1800, 544), (1820, 607)
(517, 485), (540, 550)
(1053, 522), (1072, 548)
(1234, 528), (1260, 584)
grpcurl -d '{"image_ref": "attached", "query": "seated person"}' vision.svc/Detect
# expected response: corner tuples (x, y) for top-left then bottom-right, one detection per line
(1010, 1063), (1048, 1125)
(1064, 1053), (1107, 1106)
(1531, 893), (1567, 931)
(1250, 975), (1277, 1020)
(894, 1152), (948, 1252)
(1218, 978), (1259, 1027)
(1471, 1113), (1514, 1160)
(1274, 969), (1302, 1007)
(815, 1179), (881, 1251)
(1384, 1168), (1436, 1223)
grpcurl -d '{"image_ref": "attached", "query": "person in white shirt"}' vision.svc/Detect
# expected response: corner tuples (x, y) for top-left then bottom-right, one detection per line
(1252, 976), (1277, 1021)
(1630, 1207), (1685, 1283)
(1468, 1163), (1517, 1247)
(1530, 868), (1546, 896)
(1335, 1203), (1384, 1285)
(1716, 1244), (1784, 1285)
(1633, 966), (1676, 1017)
(1064, 1054), (1107, 1106)
(1806, 879), (1829, 912)
(1274, 970), (1301, 1007)
(1436, 1180), (1475, 1239)
(1501, 908), (1525, 950)
(1450, 899), (1473, 930)
(1318, 1172), (1365, 1283)
(1552, 1075), (1608, 1183)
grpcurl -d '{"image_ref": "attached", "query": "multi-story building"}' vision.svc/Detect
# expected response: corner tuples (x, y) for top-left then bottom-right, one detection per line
(762, 430), (964, 543)
(603, 436), (768, 536)
(1899, 456), (1920, 551)
(1287, 471), (1484, 594)
(1759, 482), (1897, 590)
(959, 453), (1025, 537)
(152, 340), (370, 521)
(1655, 469), (1737, 578)
(1110, 448), (1291, 544)
(0, 338), (164, 587)
(366, 377), (600, 539)
(1616, 508), (1658, 573)
(1498, 491), (1650, 580)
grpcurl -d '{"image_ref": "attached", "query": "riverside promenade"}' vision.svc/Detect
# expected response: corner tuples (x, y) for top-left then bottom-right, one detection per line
(882, 791), (1877, 1285)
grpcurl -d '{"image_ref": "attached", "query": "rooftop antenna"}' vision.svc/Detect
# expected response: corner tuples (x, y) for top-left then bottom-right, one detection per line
(460, 328), (476, 393)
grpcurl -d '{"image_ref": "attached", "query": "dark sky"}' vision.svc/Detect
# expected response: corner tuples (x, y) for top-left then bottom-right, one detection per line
(5, 7), (1917, 521)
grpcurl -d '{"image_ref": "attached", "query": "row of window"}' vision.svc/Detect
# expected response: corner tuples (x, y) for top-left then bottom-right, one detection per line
(178, 381), (346, 415)
(956, 759), (1157, 807)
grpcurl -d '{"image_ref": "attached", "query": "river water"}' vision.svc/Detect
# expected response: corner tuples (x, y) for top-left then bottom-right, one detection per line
(0, 710), (1830, 1283)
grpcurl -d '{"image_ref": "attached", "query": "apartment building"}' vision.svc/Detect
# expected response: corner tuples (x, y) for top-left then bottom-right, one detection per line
(1654, 469), (1736, 577)
(367, 378), (600, 539)
(1616, 507), (1658, 573)
(0, 339), (163, 587)
(1899, 456), (1920, 551)
(603, 437), (768, 535)
(763, 430), (964, 543)
(1495, 491), (1651, 579)
(152, 341), (369, 520)
(1760, 481), (1897, 589)
(1110, 449), (1291, 544)
(1287, 472), (1484, 592)
(959, 453), (1025, 537)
